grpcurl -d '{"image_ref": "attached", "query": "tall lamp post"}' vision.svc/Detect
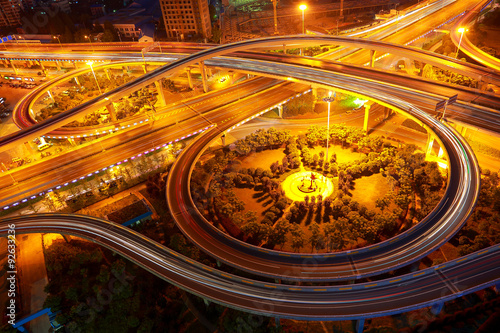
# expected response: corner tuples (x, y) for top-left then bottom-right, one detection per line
(84, 35), (95, 53)
(14, 35), (30, 51)
(53, 35), (63, 50)
(323, 91), (334, 163)
(299, 4), (307, 34)
(271, 0), (278, 35)
(456, 27), (468, 59)
(86, 61), (103, 95)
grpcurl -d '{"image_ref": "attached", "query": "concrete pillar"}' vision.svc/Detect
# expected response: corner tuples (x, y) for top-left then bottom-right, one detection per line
(283, 43), (286, 54)
(55, 61), (61, 71)
(494, 283), (500, 294)
(356, 318), (365, 333)
(9, 60), (17, 75)
(275, 317), (280, 328)
(229, 72), (234, 85)
(74, 76), (81, 86)
(277, 105), (283, 118)
(384, 106), (391, 119)
(221, 133), (226, 146)
(311, 87), (317, 99)
(72, 61), (77, 69)
(105, 68), (111, 80)
(106, 103), (117, 122)
(39, 61), (47, 76)
(154, 80), (166, 107)
(431, 302), (444, 316)
(122, 66), (130, 74)
(61, 234), (71, 242)
(186, 68), (193, 89)
(199, 61), (208, 93)
(142, 64), (148, 74)
(370, 49), (376, 67)
(426, 133), (435, 157)
(363, 104), (371, 133)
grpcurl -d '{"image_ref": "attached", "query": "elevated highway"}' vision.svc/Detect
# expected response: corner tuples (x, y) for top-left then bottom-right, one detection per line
(450, 0), (500, 71)
(0, 36), (496, 323)
(1, 213), (499, 320)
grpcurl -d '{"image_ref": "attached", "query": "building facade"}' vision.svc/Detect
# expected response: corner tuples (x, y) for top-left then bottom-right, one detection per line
(0, 0), (22, 27)
(160, 0), (212, 40)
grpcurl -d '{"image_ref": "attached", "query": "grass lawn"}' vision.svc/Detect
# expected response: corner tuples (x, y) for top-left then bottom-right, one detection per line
(351, 173), (389, 210)
(309, 145), (365, 164)
(232, 187), (274, 224)
(237, 148), (286, 169)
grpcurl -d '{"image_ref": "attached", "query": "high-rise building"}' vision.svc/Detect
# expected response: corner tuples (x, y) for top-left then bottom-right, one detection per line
(0, 0), (22, 27)
(160, 0), (212, 40)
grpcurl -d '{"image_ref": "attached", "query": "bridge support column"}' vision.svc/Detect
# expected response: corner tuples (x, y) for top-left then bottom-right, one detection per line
(154, 80), (166, 107)
(203, 298), (211, 307)
(122, 66), (130, 74)
(384, 106), (391, 119)
(55, 61), (61, 71)
(74, 76), (81, 86)
(221, 133), (226, 146)
(494, 283), (500, 294)
(105, 68), (111, 80)
(39, 61), (48, 76)
(277, 105), (283, 118)
(9, 60), (17, 75)
(311, 87), (317, 99)
(478, 80), (488, 90)
(72, 61), (77, 69)
(199, 61), (208, 93)
(431, 302), (444, 316)
(229, 72), (235, 85)
(356, 318), (365, 333)
(283, 43), (286, 54)
(363, 104), (371, 133)
(61, 234), (71, 242)
(275, 317), (280, 328)
(106, 103), (117, 122)
(142, 64), (148, 74)
(370, 49), (376, 67)
(186, 68), (193, 89)
(426, 133), (435, 158)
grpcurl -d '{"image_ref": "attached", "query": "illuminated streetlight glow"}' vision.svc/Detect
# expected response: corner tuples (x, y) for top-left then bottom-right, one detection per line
(456, 27), (468, 59)
(53, 35), (63, 50)
(299, 4), (307, 34)
(84, 35), (95, 53)
(323, 91), (334, 163)
(86, 61), (103, 95)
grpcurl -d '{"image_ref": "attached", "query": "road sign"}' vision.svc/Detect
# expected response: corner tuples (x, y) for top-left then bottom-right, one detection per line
(448, 94), (458, 105)
(435, 100), (447, 111)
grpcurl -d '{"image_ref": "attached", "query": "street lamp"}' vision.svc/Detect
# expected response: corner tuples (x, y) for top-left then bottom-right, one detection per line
(86, 61), (103, 95)
(13, 35), (30, 50)
(456, 27), (468, 59)
(84, 35), (95, 53)
(53, 35), (63, 50)
(271, 0), (278, 35)
(299, 4), (307, 34)
(323, 91), (334, 163)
